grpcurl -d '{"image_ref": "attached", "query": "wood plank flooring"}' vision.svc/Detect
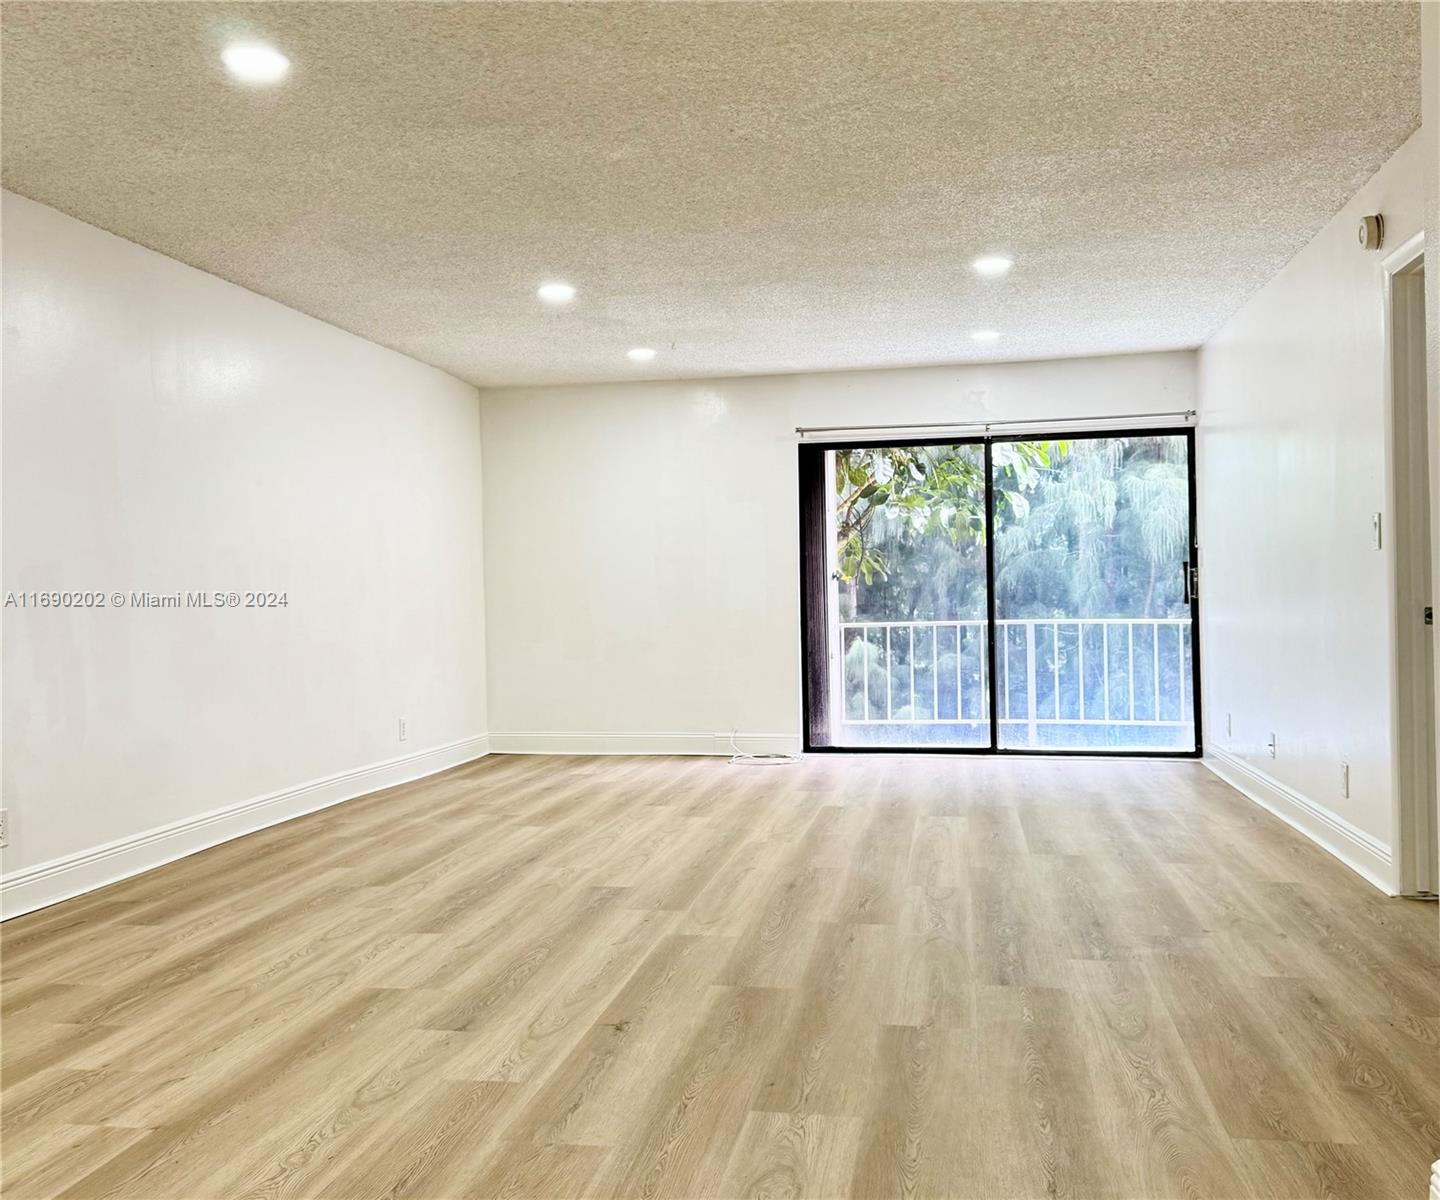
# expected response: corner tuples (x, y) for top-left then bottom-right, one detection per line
(2, 753), (1437, 1199)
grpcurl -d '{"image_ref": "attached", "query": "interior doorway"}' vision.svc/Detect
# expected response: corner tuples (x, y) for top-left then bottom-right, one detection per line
(799, 427), (1201, 755)
(1387, 241), (1437, 897)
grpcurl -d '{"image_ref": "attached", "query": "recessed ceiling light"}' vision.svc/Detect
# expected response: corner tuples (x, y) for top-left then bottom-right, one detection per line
(221, 42), (290, 85)
(971, 329), (1001, 342)
(971, 255), (1013, 278)
(626, 347), (657, 363)
(537, 281), (577, 306)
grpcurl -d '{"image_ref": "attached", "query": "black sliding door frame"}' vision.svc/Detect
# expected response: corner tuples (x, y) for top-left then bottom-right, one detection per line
(798, 425), (1203, 758)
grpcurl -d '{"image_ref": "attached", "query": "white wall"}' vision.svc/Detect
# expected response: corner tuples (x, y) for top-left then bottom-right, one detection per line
(1, 193), (489, 916)
(480, 350), (1195, 754)
(1198, 132), (1427, 893)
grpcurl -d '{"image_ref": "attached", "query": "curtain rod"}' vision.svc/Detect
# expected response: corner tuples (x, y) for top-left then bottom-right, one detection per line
(794, 409), (1197, 437)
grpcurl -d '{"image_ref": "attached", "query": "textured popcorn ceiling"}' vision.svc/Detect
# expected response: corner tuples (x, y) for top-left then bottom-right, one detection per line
(0, 2), (1422, 387)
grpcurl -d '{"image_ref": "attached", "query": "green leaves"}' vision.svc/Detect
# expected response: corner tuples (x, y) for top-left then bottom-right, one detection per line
(838, 531), (887, 585)
(1120, 462), (1188, 563)
(1000, 489), (1029, 521)
(833, 435), (1189, 624)
(833, 441), (1058, 586)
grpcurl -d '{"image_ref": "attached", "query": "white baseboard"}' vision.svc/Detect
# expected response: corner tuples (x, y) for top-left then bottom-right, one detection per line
(0, 734), (490, 920)
(487, 731), (803, 757)
(1204, 747), (1395, 895)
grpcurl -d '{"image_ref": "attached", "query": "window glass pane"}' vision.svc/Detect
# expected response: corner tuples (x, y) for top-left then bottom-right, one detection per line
(991, 435), (1196, 752)
(829, 443), (990, 748)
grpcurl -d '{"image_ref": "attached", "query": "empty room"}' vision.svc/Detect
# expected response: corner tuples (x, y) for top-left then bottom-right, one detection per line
(2, 3), (1438, 1198)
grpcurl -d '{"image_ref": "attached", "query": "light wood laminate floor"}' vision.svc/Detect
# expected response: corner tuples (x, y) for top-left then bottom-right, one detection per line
(3, 754), (1437, 1199)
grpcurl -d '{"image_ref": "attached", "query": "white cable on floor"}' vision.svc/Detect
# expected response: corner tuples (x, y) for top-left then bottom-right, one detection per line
(727, 729), (800, 766)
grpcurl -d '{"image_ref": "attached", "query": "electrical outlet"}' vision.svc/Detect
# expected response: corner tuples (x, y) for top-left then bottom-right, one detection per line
(398, 717), (408, 743)
(1267, 732), (1277, 759)
(1340, 761), (1350, 798)
(0, 808), (8, 849)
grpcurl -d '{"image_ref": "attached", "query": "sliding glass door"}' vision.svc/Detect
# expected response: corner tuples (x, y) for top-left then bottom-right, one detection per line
(991, 434), (1196, 751)
(800, 429), (1199, 755)
(827, 442), (991, 748)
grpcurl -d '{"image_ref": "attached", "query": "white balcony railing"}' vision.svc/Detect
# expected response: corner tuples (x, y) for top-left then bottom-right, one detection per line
(837, 618), (1194, 748)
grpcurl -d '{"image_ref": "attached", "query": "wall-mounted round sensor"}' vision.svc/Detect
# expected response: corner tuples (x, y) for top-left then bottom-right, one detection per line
(1357, 214), (1384, 251)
